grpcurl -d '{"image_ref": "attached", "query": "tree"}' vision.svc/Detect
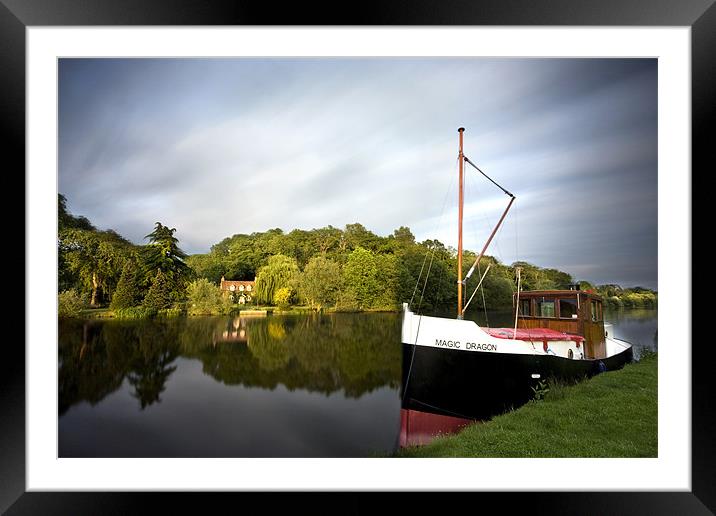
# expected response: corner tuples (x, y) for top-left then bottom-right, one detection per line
(344, 223), (380, 251)
(254, 254), (299, 304)
(185, 254), (226, 284)
(58, 289), (85, 318)
(141, 222), (190, 281)
(578, 280), (596, 293)
(110, 262), (144, 310)
(186, 278), (230, 315)
(374, 253), (399, 310)
(142, 270), (175, 311)
(342, 247), (380, 309)
(58, 194), (95, 231)
(296, 256), (341, 311)
(273, 287), (294, 310)
(391, 226), (415, 246)
(60, 228), (134, 306)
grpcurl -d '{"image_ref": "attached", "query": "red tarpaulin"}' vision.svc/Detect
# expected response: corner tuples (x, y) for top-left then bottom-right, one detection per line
(484, 327), (584, 342)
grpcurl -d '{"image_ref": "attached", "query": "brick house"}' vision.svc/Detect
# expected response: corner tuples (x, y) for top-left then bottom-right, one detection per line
(220, 276), (256, 304)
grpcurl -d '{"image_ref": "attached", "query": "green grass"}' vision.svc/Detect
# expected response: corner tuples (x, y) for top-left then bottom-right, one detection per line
(79, 308), (114, 318)
(395, 354), (657, 458)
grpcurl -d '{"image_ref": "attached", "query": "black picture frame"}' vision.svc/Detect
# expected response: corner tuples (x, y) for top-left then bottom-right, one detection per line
(4, 1), (709, 513)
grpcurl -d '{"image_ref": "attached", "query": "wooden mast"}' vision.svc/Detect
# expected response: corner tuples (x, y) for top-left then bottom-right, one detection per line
(457, 127), (465, 318)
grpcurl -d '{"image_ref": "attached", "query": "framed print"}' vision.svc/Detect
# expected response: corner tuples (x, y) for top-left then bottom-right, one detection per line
(4, 0), (710, 513)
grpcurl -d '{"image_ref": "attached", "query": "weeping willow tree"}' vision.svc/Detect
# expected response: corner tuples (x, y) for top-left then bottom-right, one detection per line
(254, 254), (299, 304)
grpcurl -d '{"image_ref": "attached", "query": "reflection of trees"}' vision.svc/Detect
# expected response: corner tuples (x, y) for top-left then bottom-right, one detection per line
(603, 307), (659, 324)
(126, 322), (180, 409)
(59, 319), (182, 413)
(246, 321), (291, 371)
(59, 313), (402, 414)
(182, 313), (401, 397)
(58, 320), (129, 415)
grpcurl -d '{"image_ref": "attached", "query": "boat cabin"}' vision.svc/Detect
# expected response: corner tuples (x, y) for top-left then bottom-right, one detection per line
(514, 290), (606, 359)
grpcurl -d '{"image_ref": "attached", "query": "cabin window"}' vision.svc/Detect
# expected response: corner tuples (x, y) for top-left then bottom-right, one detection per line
(535, 298), (556, 318)
(558, 298), (578, 319)
(590, 300), (603, 322)
(518, 298), (531, 316)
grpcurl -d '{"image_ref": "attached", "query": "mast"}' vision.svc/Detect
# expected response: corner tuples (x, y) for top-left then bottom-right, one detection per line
(457, 127), (465, 318)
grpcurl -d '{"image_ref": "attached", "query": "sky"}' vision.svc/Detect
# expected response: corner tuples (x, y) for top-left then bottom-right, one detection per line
(58, 58), (657, 289)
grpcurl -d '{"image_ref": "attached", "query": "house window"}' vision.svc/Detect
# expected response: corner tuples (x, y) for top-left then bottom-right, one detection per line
(535, 297), (555, 318)
(558, 298), (578, 319)
(239, 285), (245, 291)
(246, 285), (252, 291)
(229, 285), (236, 291)
(518, 298), (531, 316)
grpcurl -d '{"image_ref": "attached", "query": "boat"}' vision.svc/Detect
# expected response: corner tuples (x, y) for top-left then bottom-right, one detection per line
(400, 127), (634, 422)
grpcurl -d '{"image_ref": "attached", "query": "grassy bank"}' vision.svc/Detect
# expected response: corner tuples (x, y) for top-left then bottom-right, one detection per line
(74, 304), (402, 319)
(395, 353), (657, 458)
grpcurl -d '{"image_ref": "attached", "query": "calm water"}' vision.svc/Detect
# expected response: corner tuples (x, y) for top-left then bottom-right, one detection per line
(58, 308), (657, 457)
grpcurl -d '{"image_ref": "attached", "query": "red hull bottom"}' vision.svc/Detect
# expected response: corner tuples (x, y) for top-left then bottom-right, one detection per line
(399, 408), (475, 447)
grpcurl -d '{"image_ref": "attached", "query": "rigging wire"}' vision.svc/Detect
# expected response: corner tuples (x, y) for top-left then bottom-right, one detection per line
(408, 249), (430, 309)
(403, 155), (458, 403)
(462, 170), (490, 324)
(409, 155), (458, 311)
(477, 261), (490, 327)
(416, 247), (436, 314)
(463, 155), (514, 197)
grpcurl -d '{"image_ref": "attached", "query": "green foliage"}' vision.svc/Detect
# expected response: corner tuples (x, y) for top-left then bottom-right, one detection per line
(296, 255), (341, 311)
(185, 254), (225, 284)
(637, 347), (657, 361)
(113, 306), (157, 319)
(186, 278), (230, 315)
(530, 379), (550, 401)
(254, 254), (299, 304)
(473, 273), (513, 310)
(511, 262), (573, 291)
(142, 270), (175, 311)
(140, 222), (190, 282)
(57, 193), (654, 316)
(110, 262), (144, 310)
(596, 284), (657, 308)
(58, 289), (85, 318)
(334, 290), (360, 312)
(59, 227), (135, 306)
(158, 307), (184, 318)
(342, 247), (380, 309)
(58, 194), (96, 231)
(273, 287), (294, 310)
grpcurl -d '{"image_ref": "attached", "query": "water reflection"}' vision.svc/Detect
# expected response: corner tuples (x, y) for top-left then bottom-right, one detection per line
(59, 313), (401, 415)
(58, 308), (656, 456)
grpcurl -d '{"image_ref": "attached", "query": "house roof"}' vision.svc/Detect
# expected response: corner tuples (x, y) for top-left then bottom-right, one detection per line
(220, 277), (256, 289)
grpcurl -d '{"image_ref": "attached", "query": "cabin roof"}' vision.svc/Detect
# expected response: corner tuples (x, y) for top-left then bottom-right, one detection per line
(516, 290), (603, 300)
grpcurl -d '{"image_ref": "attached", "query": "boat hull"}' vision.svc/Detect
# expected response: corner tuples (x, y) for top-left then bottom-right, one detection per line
(401, 341), (633, 420)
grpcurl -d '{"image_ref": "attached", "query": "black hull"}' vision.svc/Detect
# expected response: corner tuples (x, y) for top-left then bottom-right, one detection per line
(401, 343), (633, 420)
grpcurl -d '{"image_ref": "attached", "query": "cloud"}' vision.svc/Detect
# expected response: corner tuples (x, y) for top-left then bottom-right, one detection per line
(59, 58), (657, 288)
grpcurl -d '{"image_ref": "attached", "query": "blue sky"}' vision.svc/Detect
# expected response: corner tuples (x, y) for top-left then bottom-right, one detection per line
(59, 58), (657, 288)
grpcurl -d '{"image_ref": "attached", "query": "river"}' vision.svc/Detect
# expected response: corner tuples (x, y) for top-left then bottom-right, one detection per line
(58, 308), (657, 457)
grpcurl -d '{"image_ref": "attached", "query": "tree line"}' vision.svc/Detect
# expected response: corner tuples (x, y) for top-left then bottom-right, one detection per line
(57, 194), (657, 317)
(59, 313), (401, 413)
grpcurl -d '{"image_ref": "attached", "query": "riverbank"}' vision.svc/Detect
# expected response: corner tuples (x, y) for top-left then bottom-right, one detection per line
(76, 305), (402, 319)
(395, 352), (657, 458)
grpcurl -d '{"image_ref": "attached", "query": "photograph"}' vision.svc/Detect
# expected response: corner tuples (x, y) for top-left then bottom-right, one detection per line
(56, 56), (658, 459)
